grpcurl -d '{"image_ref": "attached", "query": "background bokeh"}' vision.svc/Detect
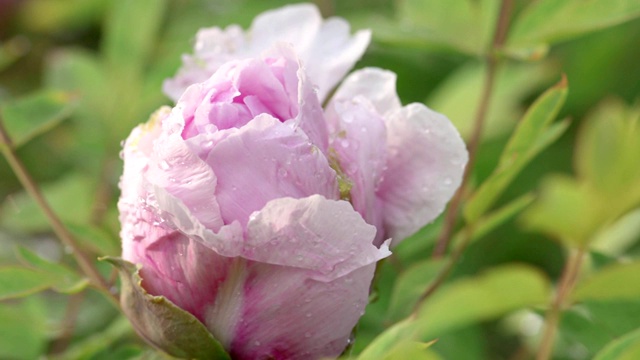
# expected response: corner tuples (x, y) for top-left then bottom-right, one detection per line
(1, 1), (639, 359)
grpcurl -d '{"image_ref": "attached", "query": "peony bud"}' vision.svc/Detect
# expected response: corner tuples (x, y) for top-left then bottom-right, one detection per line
(119, 45), (390, 359)
(118, 4), (467, 359)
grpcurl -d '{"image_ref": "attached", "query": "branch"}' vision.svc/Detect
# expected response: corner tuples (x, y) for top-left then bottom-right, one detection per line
(536, 247), (586, 360)
(432, 0), (514, 258)
(0, 116), (117, 305)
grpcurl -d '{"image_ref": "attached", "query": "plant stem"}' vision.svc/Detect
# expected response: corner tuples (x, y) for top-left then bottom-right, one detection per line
(432, 0), (514, 258)
(413, 225), (474, 314)
(536, 247), (586, 360)
(49, 292), (85, 355)
(0, 117), (117, 303)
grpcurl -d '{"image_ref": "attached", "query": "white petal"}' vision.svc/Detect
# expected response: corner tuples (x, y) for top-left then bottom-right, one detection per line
(377, 103), (468, 244)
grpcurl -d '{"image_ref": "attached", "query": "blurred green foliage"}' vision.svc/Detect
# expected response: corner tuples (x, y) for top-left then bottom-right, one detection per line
(0, 0), (639, 359)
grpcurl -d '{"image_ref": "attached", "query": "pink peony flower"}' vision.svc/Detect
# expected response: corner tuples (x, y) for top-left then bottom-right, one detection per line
(120, 46), (391, 359)
(119, 4), (467, 359)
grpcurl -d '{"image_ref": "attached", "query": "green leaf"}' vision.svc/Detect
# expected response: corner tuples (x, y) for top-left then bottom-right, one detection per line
(103, 0), (168, 77)
(507, 0), (640, 60)
(500, 76), (568, 166)
(572, 262), (640, 302)
(522, 175), (601, 246)
(386, 259), (446, 321)
(395, 0), (500, 56)
(16, 246), (88, 293)
(67, 223), (120, 256)
(464, 78), (568, 222)
(358, 320), (418, 360)
(44, 48), (112, 169)
(591, 208), (640, 256)
(0, 37), (29, 72)
(361, 265), (550, 359)
(594, 327), (640, 360)
(0, 298), (48, 360)
(0, 266), (55, 300)
(0, 173), (96, 232)
(45, 48), (106, 112)
(556, 306), (615, 356)
(523, 100), (640, 247)
(102, 257), (231, 360)
(415, 265), (550, 339)
(575, 99), (640, 208)
(18, 0), (107, 33)
(452, 193), (535, 250)
(50, 316), (136, 360)
(428, 62), (555, 140)
(381, 340), (441, 360)
(0, 90), (77, 149)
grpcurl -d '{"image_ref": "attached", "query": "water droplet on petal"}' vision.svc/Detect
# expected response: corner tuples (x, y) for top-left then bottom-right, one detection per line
(254, 341), (261, 346)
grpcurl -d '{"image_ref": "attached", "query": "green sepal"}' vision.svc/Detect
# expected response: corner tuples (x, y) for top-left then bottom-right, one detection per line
(101, 256), (230, 360)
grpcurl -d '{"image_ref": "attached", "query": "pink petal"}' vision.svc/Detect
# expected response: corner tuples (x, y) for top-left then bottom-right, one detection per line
(304, 19), (371, 102)
(244, 195), (390, 281)
(128, 227), (236, 329)
(163, 25), (247, 101)
(119, 108), (169, 262)
(181, 56), (299, 138)
(145, 130), (225, 232)
(153, 186), (244, 257)
(377, 103), (468, 243)
(227, 263), (376, 360)
(163, 4), (370, 103)
(249, 4), (322, 55)
(205, 114), (339, 226)
(287, 49), (329, 152)
(225, 195), (389, 359)
(130, 196), (390, 360)
(331, 67), (402, 115)
(325, 98), (388, 245)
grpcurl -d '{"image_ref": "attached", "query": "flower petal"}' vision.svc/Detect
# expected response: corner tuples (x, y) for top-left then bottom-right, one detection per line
(225, 262), (376, 360)
(119, 107), (170, 262)
(325, 98), (388, 245)
(377, 103), (468, 244)
(132, 227), (381, 360)
(180, 55), (299, 138)
(163, 4), (369, 103)
(163, 25), (246, 101)
(129, 231), (235, 329)
(331, 67), (401, 115)
(248, 4), (322, 55)
(244, 195), (390, 281)
(304, 18), (371, 102)
(205, 114), (339, 226)
(146, 130), (225, 232)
